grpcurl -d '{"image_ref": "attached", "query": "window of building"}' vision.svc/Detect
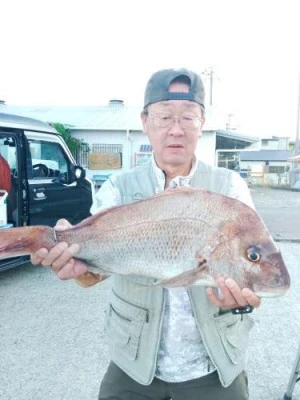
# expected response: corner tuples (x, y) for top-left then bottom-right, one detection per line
(89, 144), (123, 170)
(92, 144), (122, 153)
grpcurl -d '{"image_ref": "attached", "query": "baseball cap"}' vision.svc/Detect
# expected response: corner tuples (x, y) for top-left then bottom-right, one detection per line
(144, 68), (205, 108)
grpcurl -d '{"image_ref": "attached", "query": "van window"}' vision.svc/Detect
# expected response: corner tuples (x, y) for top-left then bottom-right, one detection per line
(28, 139), (69, 179)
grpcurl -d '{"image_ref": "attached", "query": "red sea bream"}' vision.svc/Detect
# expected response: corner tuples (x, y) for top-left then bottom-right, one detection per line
(0, 187), (290, 296)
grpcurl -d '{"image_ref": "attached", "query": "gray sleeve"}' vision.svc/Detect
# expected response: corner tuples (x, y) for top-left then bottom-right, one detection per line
(90, 175), (122, 214)
(227, 171), (255, 209)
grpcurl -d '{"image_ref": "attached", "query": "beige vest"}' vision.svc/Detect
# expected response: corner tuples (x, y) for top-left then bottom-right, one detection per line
(104, 160), (254, 387)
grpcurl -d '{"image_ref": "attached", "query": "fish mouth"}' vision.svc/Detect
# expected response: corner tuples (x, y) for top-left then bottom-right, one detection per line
(253, 252), (291, 297)
(253, 284), (291, 298)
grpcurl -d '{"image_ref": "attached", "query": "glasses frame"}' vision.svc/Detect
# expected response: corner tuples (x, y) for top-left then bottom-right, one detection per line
(147, 112), (203, 130)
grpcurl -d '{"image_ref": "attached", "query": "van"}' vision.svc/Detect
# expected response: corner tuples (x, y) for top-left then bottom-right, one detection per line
(0, 112), (94, 272)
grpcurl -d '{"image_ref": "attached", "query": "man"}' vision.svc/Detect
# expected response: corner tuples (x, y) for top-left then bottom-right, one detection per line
(32, 68), (260, 399)
(0, 153), (11, 193)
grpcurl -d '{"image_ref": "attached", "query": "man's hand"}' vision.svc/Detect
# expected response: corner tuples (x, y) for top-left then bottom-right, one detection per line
(206, 277), (261, 310)
(30, 219), (89, 280)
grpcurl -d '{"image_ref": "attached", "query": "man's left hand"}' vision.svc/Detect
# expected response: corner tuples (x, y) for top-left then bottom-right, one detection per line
(206, 277), (261, 310)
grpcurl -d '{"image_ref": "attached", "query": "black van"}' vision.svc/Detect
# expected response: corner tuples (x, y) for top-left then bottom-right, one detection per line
(0, 112), (94, 271)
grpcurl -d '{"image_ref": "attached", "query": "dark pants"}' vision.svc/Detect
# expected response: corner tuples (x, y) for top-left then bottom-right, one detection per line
(99, 362), (249, 400)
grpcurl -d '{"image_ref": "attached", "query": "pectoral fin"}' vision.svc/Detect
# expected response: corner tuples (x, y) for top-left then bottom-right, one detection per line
(155, 264), (216, 288)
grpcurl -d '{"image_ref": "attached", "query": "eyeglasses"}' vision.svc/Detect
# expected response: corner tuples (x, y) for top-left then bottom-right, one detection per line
(148, 113), (202, 130)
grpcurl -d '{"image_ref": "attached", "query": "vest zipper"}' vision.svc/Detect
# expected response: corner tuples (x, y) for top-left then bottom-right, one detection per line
(148, 288), (166, 382)
(187, 288), (218, 374)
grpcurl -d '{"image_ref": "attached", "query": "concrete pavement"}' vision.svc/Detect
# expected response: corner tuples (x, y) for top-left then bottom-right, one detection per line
(0, 186), (299, 400)
(250, 187), (300, 242)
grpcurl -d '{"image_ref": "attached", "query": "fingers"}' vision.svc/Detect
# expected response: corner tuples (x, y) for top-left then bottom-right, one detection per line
(30, 240), (88, 281)
(31, 220), (72, 265)
(54, 218), (73, 230)
(224, 278), (248, 307)
(30, 248), (49, 265)
(35, 242), (79, 271)
(51, 243), (80, 271)
(37, 242), (69, 268)
(55, 259), (89, 280)
(241, 287), (261, 308)
(30, 217), (89, 282)
(206, 287), (223, 308)
(31, 219), (72, 265)
(206, 277), (261, 310)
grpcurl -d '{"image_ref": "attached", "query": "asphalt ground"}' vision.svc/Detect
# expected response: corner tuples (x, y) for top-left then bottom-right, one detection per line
(250, 187), (300, 242)
(0, 187), (299, 400)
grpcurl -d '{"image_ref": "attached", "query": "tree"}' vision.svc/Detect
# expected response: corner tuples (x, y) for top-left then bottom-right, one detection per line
(50, 122), (89, 160)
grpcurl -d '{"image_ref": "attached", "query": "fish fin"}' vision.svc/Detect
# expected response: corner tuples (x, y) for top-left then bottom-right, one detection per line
(155, 265), (216, 288)
(163, 187), (197, 194)
(75, 272), (110, 288)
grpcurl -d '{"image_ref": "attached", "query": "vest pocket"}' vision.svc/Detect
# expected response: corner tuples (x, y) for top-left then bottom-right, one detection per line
(214, 313), (254, 365)
(105, 293), (148, 361)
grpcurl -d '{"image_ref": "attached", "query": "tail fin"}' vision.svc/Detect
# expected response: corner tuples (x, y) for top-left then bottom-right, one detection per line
(0, 226), (56, 260)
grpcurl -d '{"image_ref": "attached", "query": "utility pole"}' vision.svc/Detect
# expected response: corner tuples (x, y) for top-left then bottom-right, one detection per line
(295, 72), (300, 155)
(202, 67), (215, 107)
(226, 113), (234, 130)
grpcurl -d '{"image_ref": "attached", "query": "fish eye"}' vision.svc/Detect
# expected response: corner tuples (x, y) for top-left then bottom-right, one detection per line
(246, 247), (261, 262)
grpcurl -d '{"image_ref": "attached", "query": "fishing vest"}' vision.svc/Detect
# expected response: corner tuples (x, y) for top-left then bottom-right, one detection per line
(104, 160), (254, 387)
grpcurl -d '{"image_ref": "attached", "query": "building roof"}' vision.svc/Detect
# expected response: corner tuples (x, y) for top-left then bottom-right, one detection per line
(288, 154), (300, 162)
(216, 130), (258, 149)
(240, 150), (294, 162)
(0, 103), (143, 130)
(0, 103), (257, 148)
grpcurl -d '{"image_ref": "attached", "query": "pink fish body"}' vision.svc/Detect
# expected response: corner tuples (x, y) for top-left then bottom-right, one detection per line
(0, 187), (290, 296)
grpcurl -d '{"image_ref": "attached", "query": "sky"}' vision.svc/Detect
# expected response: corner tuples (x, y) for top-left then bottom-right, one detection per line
(1, 0), (300, 140)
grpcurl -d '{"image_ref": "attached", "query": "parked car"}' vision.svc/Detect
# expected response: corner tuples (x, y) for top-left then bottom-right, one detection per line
(239, 171), (248, 179)
(0, 112), (94, 272)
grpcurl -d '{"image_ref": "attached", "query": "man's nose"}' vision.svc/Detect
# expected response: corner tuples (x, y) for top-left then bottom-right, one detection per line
(168, 117), (184, 135)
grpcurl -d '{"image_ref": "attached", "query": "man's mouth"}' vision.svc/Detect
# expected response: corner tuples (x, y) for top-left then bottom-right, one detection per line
(167, 144), (184, 148)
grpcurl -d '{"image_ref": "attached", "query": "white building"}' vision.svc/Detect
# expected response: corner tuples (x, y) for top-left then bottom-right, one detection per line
(0, 101), (257, 187)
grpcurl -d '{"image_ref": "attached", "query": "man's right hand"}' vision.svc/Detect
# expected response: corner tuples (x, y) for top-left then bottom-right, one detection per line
(30, 219), (89, 281)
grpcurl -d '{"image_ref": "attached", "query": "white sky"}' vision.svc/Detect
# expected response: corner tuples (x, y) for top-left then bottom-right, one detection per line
(1, 0), (300, 139)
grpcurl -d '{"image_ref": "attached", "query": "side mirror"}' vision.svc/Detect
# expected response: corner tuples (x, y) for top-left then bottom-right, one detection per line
(57, 166), (86, 185)
(73, 165), (86, 180)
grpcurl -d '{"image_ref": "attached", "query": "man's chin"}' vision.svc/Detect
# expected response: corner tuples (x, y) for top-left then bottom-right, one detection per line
(163, 150), (187, 162)
(163, 156), (186, 166)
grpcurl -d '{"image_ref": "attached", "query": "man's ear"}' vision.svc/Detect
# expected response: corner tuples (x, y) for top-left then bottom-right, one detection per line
(198, 117), (205, 137)
(141, 111), (148, 133)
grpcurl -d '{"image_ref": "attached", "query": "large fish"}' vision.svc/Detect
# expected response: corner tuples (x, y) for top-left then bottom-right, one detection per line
(0, 187), (290, 296)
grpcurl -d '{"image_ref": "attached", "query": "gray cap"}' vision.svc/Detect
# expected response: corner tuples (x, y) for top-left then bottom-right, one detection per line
(144, 68), (205, 108)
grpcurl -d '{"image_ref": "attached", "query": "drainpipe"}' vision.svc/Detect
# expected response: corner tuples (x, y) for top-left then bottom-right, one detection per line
(295, 72), (300, 155)
(126, 129), (132, 169)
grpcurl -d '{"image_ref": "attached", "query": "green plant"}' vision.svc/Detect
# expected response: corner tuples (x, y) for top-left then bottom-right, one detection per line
(50, 122), (89, 158)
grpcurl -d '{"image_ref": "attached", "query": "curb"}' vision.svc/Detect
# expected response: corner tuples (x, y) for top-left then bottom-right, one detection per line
(274, 239), (300, 243)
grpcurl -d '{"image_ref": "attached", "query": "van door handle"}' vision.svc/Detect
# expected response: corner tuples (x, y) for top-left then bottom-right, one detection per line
(33, 188), (47, 200)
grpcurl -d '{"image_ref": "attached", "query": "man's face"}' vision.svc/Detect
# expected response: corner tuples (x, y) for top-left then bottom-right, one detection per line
(141, 82), (204, 169)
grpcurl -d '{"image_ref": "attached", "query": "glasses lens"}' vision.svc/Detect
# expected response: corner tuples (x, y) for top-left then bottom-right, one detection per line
(153, 115), (172, 128)
(150, 114), (201, 129)
(181, 116), (201, 129)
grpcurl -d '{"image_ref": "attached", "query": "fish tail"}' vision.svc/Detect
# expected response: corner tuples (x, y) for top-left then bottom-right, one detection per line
(0, 226), (56, 260)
